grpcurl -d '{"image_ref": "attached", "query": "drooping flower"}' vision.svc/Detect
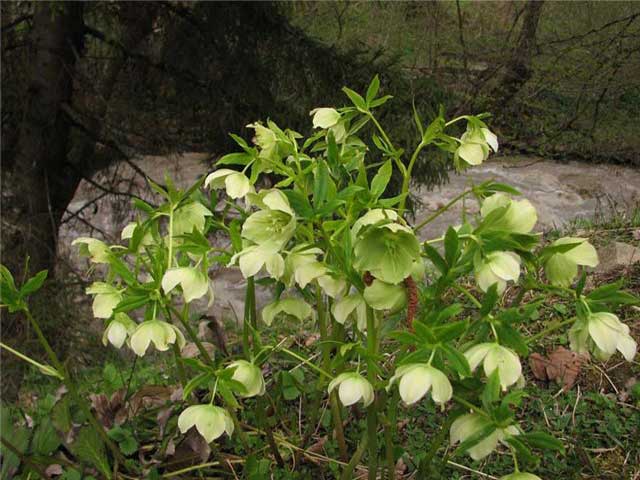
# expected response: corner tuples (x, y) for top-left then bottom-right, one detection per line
(310, 108), (341, 129)
(129, 320), (186, 356)
(86, 282), (123, 319)
(388, 364), (452, 406)
(283, 246), (326, 288)
(178, 405), (234, 443)
(328, 372), (374, 407)
(172, 202), (213, 236)
(474, 251), (521, 294)
(569, 312), (636, 362)
(464, 343), (522, 390)
(480, 193), (538, 234)
(353, 216), (421, 284)
(231, 244), (285, 279)
(162, 267), (210, 303)
(331, 291), (367, 331)
(455, 127), (498, 167)
(363, 279), (407, 312)
(247, 122), (278, 159)
(261, 297), (313, 326)
(500, 473), (542, 480)
(102, 313), (136, 349)
(450, 413), (519, 460)
(72, 237), (112, 264)
(544, 237), (598, 287)
(317, 273), (347, 299)
(121, 222), (154, 248)
(226, 360), (266, 397)
(205, 169), (252, 199)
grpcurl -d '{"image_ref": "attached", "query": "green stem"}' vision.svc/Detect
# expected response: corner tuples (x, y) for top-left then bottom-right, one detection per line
(0, 341), (62, 379)
(417, 411), (457, 476)
(381, 391), (396, 480)
(23, 309), (126, 465)
(414, 189), (473, 233)
(452, 395), (490, 418)
(340, 432), (368, 480)
(398, 140), (426, 216)
(172, 343), (187, 387)
(527, 317), (575, 344)
(455, 284), (483, 309)
(279, 347), (333, 380)
(365, 306), (378, 480)
(167, 205), (174, 270)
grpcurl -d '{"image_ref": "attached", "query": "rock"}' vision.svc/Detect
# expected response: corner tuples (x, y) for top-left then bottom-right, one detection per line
(596, 241), (640, 274)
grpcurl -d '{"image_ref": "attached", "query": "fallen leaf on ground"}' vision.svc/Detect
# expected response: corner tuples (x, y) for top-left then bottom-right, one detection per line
(529, 347), (589, 392)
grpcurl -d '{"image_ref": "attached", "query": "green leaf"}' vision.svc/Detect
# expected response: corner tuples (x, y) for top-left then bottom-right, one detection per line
(444, 227), (459, 267)
(433, 320), (469, 343)
(378, 193), (407, 208)
(480, 284), (499, 316)
(19, 270), (48, 297)
(283, 190), (313, 219)
(313, 160), (330, 208)
(519, 431), (565, 454)
(369, 95), (393, 108)
(370, 160), (392, 199)
(366, 75), (380, 104)
(0, 425), (29, 478)
(71, 427), (112, 479)
(107, 427), (138, 456)
(32, 418), (60, 455)
(216, 152), (252, 166)
(412, 102), (424, 137)
(494, 323), (528, 356)
(481, 370), (501, 410)
(342, 87), (367, 111)
(481, 181), (521, 196)
(454, 424), (497, 457)
(441, 344), (471, 377)
(424, 245), (448, 275)
(503, 436), (537, 465)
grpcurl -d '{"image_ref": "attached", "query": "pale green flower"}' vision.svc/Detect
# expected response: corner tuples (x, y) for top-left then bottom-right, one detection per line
(204, 169), (252, 199)
(121, 222), (154, 248)
(474, 251), (521, 294)
(354, 221), (421, 284)
(500, 473), (542, 480)
(480, 193), (538, 233)
(455, 127), (498, 167)
(129, 320), (186, 356)
(72, 237), (112, 263)
(86, 282), (123, 319)
(328, 372), (374, 407)
(450, 413), (519, 460)
(317, 274), (347, 298)
(247, 122), (277, 159)
(351, 208), (398, 240)
(227, 360), (266, 397)
(464, 343), (522, 390)
(231, 244), (285, 279)
(283, 246), (327, 289)
(310, 107), (341, 129)
(388, 364), (452, 406)
(331, 291), (367, 331)
(261, 297), (312, 326)
(172, 202), (213, 236)
(178, 405), (234, 443)
(242, 200), (296, 250)
(544, 237), (598, 287)
(363, 279), (407, 312)
(102, 313), (136, 349)
(162, 267), (210, 303)
(570, 312), (636, 362)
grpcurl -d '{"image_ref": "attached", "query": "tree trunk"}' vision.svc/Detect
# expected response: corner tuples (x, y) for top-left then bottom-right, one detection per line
(492, 0), (544, 109)
(3, 2), (84, 277)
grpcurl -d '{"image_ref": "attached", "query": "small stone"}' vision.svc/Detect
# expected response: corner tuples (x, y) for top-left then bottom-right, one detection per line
(596, 242), (640, 274)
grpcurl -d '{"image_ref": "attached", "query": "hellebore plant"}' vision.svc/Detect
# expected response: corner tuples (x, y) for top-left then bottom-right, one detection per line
(4, 77), (637, 479)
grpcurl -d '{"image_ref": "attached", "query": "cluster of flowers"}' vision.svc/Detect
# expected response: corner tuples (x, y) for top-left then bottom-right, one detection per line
(73, 104), (636, 479)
